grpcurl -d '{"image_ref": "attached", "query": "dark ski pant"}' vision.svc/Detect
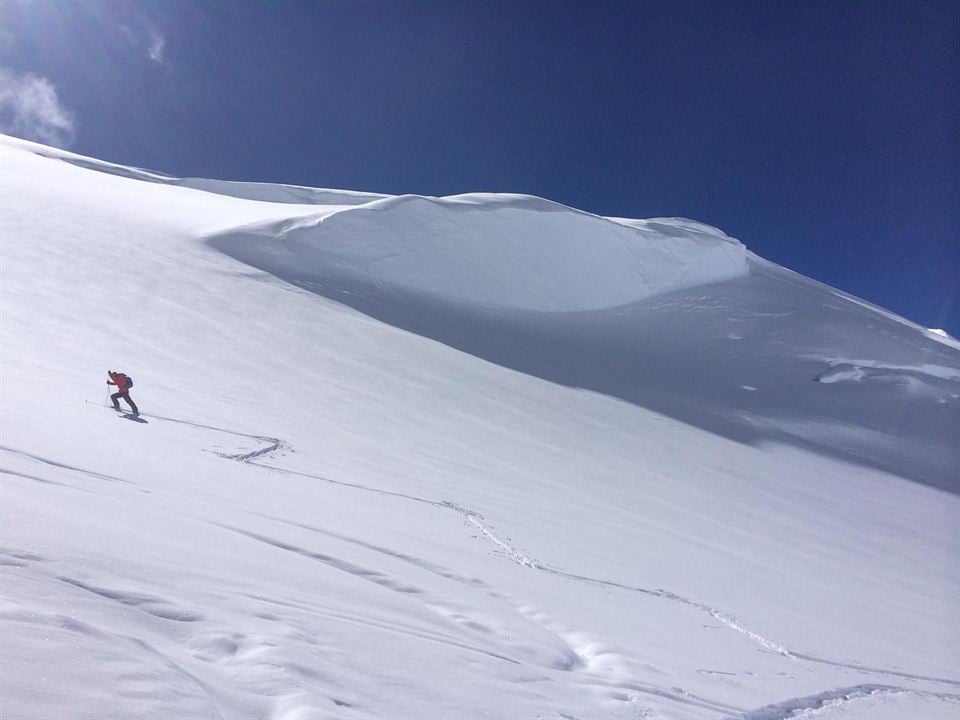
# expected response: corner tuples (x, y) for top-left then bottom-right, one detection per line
(111, 392), (139, 414)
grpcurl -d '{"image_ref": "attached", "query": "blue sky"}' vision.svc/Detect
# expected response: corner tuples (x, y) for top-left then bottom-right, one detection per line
(2, 0), (957, 335)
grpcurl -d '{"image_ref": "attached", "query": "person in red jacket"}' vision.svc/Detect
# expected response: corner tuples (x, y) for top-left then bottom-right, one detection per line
(107, 370), (139, 415)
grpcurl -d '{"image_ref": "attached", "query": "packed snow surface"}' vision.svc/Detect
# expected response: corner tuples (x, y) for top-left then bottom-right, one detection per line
(1, 134), (958, 720)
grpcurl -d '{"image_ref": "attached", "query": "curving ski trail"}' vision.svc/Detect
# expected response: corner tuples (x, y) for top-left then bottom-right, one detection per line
(93, 405), (960, 703)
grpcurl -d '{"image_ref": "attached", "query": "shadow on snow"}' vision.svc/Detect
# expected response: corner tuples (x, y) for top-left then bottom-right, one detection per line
(211, 235), (960, 496)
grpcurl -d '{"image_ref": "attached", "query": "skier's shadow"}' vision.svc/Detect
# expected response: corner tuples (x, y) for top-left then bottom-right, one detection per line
(119, 414), (149, 424)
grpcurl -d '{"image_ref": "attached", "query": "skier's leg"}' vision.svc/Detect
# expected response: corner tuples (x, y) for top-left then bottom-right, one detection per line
(125, 393), (139, 415)
(110, 392), (122, 410)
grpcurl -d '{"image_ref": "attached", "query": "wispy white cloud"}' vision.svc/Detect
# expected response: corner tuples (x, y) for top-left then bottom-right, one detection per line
(147, 31), (166, 64)
(118, 22), (167, 65)
(0, 68), (75, 148)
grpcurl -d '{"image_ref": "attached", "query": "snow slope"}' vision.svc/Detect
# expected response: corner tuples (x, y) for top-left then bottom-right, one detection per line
(1, 135), (958, 720)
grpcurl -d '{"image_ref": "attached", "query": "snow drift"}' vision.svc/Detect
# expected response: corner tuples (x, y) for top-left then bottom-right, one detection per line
(211, 193), (748, 312)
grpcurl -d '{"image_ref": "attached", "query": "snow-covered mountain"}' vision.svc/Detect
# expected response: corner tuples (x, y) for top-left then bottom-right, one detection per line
(1, 134), (958, 720)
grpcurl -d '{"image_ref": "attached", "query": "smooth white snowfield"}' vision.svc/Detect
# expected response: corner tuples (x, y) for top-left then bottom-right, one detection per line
(1, 135), (958, 720)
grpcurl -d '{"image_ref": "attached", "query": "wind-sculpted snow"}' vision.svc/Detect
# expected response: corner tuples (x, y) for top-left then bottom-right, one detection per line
(0, 134), (387, 207)
(177, 179), (388, 206)
(212, 193), (748, 312)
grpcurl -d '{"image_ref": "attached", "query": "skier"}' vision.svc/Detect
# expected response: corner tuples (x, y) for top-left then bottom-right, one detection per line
(107, 370), (139, 415)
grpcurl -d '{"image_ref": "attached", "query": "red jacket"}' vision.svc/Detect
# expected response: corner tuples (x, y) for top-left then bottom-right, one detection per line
(108, 372), (131, 393)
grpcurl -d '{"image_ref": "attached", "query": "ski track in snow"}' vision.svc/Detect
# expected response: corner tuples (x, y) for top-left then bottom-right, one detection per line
(741, 684), (960, 720)
(0, 445), (142, 488)
(26, 406), (957, 717)
(226, 514), (746, 717)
